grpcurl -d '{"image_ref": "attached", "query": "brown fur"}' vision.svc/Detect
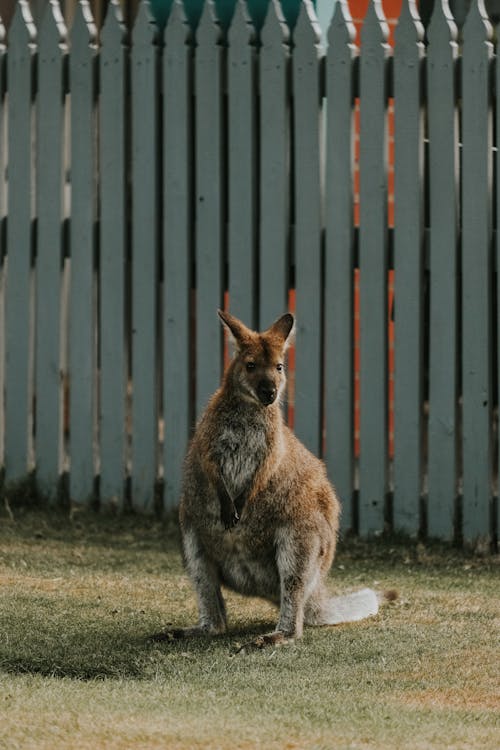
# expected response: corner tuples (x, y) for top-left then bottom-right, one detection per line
(163, 311), (341, 643)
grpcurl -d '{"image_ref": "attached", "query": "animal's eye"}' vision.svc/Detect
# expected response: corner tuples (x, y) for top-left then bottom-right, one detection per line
(246, 361), (256, 372)
(277, 363), (284, 373)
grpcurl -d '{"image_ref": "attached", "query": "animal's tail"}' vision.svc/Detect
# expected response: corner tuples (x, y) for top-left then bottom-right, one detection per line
(320, 588), (397, 625)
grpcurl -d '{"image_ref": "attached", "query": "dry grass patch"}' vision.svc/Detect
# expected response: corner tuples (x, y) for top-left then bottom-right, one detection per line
(0, 509), (498, 750)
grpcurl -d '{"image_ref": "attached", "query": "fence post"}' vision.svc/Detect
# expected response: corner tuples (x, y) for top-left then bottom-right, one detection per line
(358, 0), (390, 535)
(99, 0), (128, 510)
(194, 0), (225, 418)
(393, 0), (425, 536)
(4, 1), (36, 484)
(130, 0), (160, 512)
(292, 0), (323, 456)
(324, 1), (357, 531)
(68, 0), (98, 506)
(258, 0), (290, 329)
(163, 0), (193, 511)
(496, 11), (500, 547)
(0, 14), (5, 471)
(461, 0), (493, 548)
(426, 0), (459, 541)
(227, 0), (258, 329)
(35, 0), (67, 502)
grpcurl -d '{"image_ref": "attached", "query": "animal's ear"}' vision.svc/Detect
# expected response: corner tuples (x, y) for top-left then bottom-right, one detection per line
(217, 309), (253, 349)
(267, 313), (295, 349)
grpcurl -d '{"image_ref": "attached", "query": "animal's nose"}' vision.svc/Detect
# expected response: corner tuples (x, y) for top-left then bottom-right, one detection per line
(257, 381), (277, 406)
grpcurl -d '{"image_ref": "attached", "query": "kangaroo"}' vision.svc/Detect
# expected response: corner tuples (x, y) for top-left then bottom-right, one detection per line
(159, 310), (380, 647)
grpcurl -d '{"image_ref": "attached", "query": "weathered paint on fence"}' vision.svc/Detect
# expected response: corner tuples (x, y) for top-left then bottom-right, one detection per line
(0, 0), (497, 550)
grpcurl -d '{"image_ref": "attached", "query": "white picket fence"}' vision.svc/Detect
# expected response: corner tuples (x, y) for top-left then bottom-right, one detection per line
(0, 0), (497, 548)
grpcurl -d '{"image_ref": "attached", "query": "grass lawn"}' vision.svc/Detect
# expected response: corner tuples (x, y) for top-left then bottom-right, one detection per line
(0, 508), (498, 750)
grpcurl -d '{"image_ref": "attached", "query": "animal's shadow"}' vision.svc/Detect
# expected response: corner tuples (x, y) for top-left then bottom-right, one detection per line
(1, 609), (278, 680)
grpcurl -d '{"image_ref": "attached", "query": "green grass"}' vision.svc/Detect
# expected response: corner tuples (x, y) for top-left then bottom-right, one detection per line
(0, 508), (498, 750)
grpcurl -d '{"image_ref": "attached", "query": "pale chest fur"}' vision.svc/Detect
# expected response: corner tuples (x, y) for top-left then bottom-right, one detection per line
(208, 406), (269, 500)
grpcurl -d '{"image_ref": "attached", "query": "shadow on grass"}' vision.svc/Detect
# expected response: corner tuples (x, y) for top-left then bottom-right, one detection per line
(0, 600), (277, 680)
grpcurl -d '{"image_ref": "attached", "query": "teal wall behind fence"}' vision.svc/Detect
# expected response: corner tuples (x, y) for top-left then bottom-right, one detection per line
(149, 0), (317, 28)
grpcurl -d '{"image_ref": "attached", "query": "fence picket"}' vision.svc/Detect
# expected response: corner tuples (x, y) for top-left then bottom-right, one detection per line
(393, 0), (425, 536)
(0, 15), (4, 255)
(324, 1), (357, 531)
(0, 15), (5, 468)
(163, 0), (193, 510)
(131, 0), (160, 511)
(35, 1), (67, 501)
(258, 0), (290, 328)
(99, 0), (127, 509)
(497, 14), (500, 546)
(194, 0), (224, 417)
(4, 1), (36, 483)
(426, 0), (459, 541)
(358, 0), (390, 535)
(461, 0), (493, 547)
(68, 1), (97, 505)
(227, 0), (257, 328)
(293, 0), (322, 455)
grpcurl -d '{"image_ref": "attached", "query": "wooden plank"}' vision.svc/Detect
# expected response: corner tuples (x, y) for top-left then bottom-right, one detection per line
(194, 0), (224, 416)
(130, 0), (159, 511)
(292, 0), (322, 455)
(497, 5), (500, 548)
(426, 0), (459, 541)
(392, 0), (425, 536)
(35, 1), (67, 502)
(0, 16), (7, 469)
(4, 1), (36, 482)
(461, 1), (493, 547)
(68, 0), (97, 505)
(358, 0), (390, 536)
(324, 1), (357, 531)
(258, 0), (290, 329)
(227, 0), (257, 328)
(163, 0), (192, 511)
(99, 0), (127, 510)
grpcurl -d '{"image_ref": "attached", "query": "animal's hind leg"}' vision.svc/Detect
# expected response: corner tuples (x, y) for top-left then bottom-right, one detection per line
(153, 527), (227, 640)
(239, 532), (320, 650)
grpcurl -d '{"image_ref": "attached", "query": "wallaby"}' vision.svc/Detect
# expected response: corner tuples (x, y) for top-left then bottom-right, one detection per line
(159, 310), (381, 647)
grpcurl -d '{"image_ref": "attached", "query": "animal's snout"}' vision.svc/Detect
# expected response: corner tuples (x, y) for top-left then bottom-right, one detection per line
(257, 380), (277, 406)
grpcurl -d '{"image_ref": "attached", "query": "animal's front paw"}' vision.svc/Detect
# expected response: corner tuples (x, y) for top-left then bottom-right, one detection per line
(234, 631), (291, 653)
(221, 507), (239, 530)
